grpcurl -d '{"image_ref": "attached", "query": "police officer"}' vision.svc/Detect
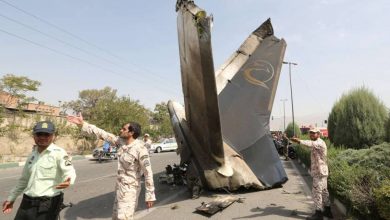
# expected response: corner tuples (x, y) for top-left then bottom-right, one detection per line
(291, 128), (333, 220)
(67, 113), (155, 220)
(2, 121), (76, 220)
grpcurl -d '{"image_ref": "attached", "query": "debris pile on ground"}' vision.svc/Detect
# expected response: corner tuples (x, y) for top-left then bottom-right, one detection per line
(159, 163), (187, 185)
(195, 195), (240, 216)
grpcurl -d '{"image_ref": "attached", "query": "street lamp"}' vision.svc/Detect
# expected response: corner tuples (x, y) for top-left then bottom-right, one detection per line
(283, 61), (298, 136)
(280, 99), (288, 132)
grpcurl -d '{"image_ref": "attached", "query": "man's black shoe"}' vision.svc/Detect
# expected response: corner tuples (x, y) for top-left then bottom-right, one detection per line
(323, 206), (333, 218)
(306, 210), (323, 220)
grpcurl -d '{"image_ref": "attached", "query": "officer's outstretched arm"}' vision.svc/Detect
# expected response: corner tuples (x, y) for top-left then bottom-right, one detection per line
(139, 147), (156, 203)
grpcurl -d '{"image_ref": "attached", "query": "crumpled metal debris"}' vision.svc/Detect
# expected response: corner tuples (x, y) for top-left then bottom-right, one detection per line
(195, 195), (239, 216)
(159, 164), (187, 185)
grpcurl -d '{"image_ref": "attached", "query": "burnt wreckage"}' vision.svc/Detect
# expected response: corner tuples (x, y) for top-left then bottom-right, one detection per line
(169, 0), (288, 193)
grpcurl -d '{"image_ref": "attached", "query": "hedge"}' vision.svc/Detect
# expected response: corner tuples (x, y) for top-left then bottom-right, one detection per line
(294, 141), (390, 219)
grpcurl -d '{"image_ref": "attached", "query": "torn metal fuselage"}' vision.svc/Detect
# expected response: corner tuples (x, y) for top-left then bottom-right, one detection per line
(170, 0), (288, 191)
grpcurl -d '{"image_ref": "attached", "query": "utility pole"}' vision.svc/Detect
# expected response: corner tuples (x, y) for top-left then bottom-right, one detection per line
(283, 61), (298, 136)
(280, 99), (288, 132)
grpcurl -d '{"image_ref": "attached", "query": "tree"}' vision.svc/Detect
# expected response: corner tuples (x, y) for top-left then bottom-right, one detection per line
(91, 96), (151, 134)
(63, 87), (117, 120)
(385, 112), (390, 143)
(328, 87), (388, 148)
(150, 102), (173, 138)
(0, 74), (41, 140)
(0, 74), (41, 107)
(285, 122), (301, 138)
(65, 87), (151, 134)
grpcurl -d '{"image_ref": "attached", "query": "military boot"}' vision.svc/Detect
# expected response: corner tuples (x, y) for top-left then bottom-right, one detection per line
(306, 210), (323, 220)
(323, 206), (333, 219)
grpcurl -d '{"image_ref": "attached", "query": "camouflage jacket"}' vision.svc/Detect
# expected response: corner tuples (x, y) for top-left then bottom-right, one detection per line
(82, 122), (156, 201)
(300, 138), (329, 177)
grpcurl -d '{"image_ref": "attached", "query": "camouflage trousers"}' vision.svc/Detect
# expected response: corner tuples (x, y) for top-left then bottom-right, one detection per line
(312, 176), (330, 210)
(112, 184), (141, 220)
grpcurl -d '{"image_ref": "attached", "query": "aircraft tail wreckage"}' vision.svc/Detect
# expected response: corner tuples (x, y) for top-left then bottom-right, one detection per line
(169, 0), (288, 192)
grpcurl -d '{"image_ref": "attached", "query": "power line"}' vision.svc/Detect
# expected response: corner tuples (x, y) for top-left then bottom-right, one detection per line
(0, 0), (179, 88)
(0, 12), (179, 93)
(0, 13), (123, 67)
(0, 0), (121, 60)
(0, 27), (179, 97)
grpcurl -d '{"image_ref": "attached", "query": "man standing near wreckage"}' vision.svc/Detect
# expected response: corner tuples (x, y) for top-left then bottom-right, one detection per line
(291, 128), (333, 220)
(67, 113), (155, 220)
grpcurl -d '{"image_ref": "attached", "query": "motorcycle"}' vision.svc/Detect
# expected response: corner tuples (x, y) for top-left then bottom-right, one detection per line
(93, 147), (118, 163)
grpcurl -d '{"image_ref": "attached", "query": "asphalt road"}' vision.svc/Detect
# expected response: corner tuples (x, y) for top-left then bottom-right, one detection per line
(1, 152), (344, 220)
(0, 151), (182, 220)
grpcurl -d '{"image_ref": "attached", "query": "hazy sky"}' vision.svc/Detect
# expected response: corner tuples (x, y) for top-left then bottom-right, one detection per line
(1, 0), (389, 130)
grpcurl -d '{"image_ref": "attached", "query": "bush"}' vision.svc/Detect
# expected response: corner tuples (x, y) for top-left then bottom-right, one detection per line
(349, 168), (381, 219)
(295, 140), (390, 219)
(329, 144), (390, 218)
(294, 143), (310, 167)
(385, 114), (390, 142)
(374, 179), (390, 220)
(285, 122), (301, 138)
(327, 87), (388, 149)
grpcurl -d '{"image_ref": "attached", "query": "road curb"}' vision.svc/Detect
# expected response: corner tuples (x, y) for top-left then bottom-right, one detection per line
(0, 154), (93, 169)
(0, 162), (19, 169)
(72, 155), (85, 160)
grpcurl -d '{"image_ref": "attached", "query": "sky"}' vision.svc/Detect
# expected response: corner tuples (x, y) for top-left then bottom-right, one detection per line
(1, 0), (390, 130)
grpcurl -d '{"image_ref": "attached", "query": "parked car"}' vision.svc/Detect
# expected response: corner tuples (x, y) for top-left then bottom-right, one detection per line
(150, 138), (178, 153)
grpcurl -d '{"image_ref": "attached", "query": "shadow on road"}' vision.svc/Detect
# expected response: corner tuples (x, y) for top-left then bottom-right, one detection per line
(63, 169), (190, 219)
(64, 191), (115, 220)
(232, 205), (310, 219)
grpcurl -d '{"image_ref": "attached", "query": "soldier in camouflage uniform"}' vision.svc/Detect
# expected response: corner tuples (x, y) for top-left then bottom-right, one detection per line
(291, 128), (333, 220)
(67, 114), (155, 220)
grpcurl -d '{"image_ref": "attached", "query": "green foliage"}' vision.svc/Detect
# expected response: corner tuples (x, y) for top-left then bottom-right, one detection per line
(0, 74), (41, 106)
(285, 122), (301, 138)
(295, 139), (390, 219)
(65, 87), (151, 135)
(374, 179), (390, 220)
(149, 102), (173, 138)
(90, 96), (150, 135)
(63, 87), (117, 120)
(0, 74), (41, 141)
(66, 88), (174, 140)
(328, 87), (388, 148)
(328, 144), (389, 218)
(385, 113), (390, 142)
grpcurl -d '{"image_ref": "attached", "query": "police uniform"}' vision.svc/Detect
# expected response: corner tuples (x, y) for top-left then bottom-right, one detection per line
(300, 138), (330, 211)
(8, 143), (76, 220)
(82, 122), (156, 220)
